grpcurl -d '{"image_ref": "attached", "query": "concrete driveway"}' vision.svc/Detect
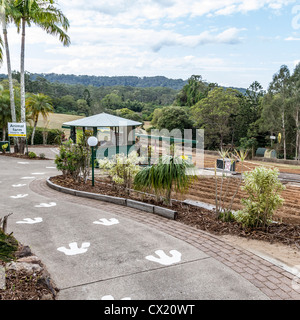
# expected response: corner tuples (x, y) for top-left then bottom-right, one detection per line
(1, 151), (297, 300)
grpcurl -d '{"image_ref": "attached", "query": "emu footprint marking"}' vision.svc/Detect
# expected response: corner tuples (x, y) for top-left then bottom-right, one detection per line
(101, 295), (131, 300)
(16, 218), (43, 224)
(93, 218), (119, 226)
(57, 242), (90, 256)
(35, 202), (56, 208)
(145, 250), (182, 266)
(10, 194), (28, 199)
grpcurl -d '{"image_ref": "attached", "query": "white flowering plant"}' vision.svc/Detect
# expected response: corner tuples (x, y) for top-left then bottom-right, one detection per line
(98, 151), (144, 189)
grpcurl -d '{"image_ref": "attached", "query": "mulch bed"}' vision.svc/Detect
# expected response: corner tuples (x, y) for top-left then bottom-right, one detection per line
(0, 153), (50, 160)
(0, 244), (58, 300)
(51, 175), (300, 249)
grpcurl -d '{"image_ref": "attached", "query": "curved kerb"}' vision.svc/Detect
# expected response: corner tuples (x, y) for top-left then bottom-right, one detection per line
(46, 177), (177, 220)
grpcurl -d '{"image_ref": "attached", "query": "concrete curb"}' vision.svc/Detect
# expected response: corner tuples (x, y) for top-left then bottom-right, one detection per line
(46, 178), (177, 220)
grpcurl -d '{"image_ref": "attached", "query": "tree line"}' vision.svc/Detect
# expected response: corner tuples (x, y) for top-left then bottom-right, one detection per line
(2, 65), (300, 160)
(150, 67), (300, 160)
(23, 73), (188, 90)
(1, 71), (179, 120)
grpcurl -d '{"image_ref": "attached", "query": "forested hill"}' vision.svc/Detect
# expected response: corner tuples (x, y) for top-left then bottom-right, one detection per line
(26, 73), (188, 90)
(0, 72), (247, 93)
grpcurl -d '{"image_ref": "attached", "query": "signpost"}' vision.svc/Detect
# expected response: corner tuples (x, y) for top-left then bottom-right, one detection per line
(8, 123), (28, 154)
(8, 123), (27, 137)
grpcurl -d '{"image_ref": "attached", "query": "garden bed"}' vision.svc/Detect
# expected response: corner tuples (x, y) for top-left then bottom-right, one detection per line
(50, 175), (300, 249)
(0, 152), (50, 160)
(0, 233), (58, 300)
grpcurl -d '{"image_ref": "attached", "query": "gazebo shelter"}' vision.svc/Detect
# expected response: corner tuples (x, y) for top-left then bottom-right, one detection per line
(62, 112), (142, 158)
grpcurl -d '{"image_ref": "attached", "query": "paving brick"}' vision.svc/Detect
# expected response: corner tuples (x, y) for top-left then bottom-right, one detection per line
(267, 275), (283, 285)
(240, 272), (255, 281)
(265, 281), (278, 290)
(273, 288), (292, 300)
(260, 287), (280, 299)
(258, 269), (270, 277)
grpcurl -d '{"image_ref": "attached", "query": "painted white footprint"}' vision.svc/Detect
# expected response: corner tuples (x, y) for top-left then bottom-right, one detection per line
(10, 194), (28, 199)
(35, 202), (56, 208)
(145, 250), (182, 266)
(16, 217), (43, 224)
(57, 242), (90, 256)
(93, 218), (119, 226)
(101, 295), (131, 300)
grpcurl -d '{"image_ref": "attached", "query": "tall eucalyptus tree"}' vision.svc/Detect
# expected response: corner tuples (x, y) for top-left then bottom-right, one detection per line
(290, 63), (300, 160)
(268, 65), (291, 160)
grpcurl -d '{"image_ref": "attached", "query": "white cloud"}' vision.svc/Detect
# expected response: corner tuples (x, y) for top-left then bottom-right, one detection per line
(285, 36), (300, 41)
(59, 0), (296, 25)
(0, 0), (296, 89)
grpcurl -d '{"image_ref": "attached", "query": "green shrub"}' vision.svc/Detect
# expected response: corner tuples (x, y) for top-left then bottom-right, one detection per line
(1, 143), (8, 154)
(55, 139), (91, 183)
(28, 151), (37, 159)
(39, 153), (46, 159)
(134, 155), (196, 206)
(26, 127), (64, 145)
(98, 152), (143, 190)
(0, 230), (18, 262)
(235, 166), (285, 229)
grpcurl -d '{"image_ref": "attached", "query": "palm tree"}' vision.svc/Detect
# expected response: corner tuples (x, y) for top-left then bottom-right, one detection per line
(0, 1), (18, 121)
(0, 89), (12, 141)
(26, 93), (53, 145)
(0, 0), (22, 152)
(134, 155), (196, 206)
(13, 0), (70, 152)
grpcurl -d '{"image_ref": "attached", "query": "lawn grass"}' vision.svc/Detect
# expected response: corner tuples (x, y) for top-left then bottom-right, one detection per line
(34, 113), (84, 130)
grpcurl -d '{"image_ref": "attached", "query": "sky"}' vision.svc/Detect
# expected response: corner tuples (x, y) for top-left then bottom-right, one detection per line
(1, 0), (300, 90)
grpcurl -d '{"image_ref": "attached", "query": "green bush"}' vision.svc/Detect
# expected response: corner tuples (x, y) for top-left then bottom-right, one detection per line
(98, 151), (142, 190)
(26, 126), (64, 145)
(1, 143), (8, 153)
(235, 166), (285, 229)
(134, 155), (196, 206)
(28, 151), (37, 159)
(0, 230), (18, 262)
(55, 139), (91, 183)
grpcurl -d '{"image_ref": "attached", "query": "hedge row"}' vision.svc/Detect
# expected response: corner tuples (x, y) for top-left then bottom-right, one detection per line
(0, 127), (65, 145)
(27, 127), (65, 145)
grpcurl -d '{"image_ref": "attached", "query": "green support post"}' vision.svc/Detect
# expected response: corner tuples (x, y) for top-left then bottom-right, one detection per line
(91, 146), (95, 187)
(93, 127), (97, 137)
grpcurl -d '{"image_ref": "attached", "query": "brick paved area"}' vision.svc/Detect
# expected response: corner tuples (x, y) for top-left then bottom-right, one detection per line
(30, 178), (300, 300)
